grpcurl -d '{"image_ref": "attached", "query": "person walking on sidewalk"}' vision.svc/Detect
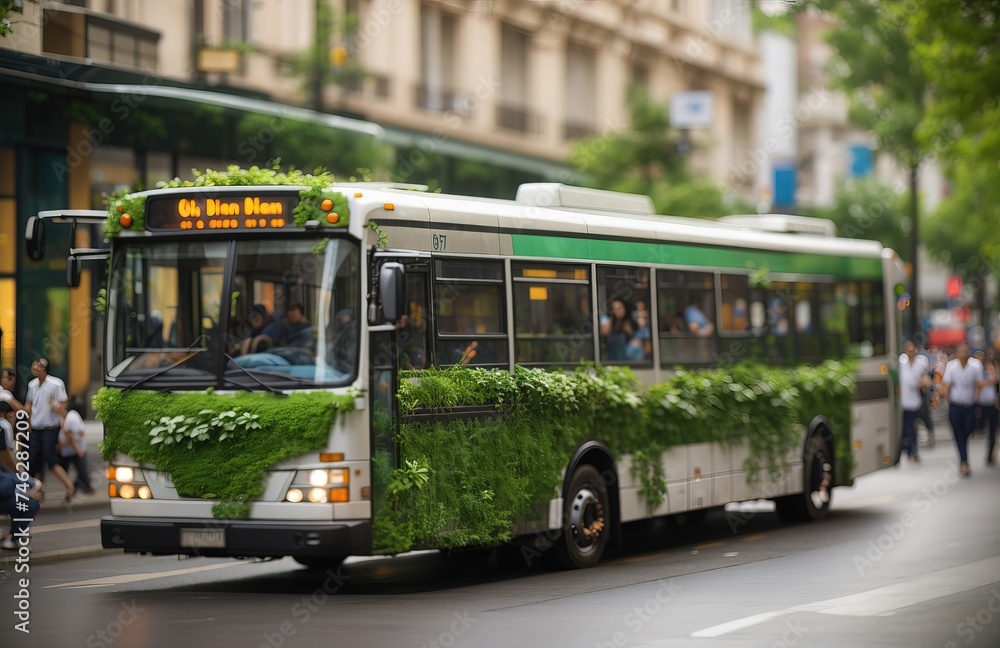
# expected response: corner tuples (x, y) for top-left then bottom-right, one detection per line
(940, 343), (985, 478)
(899, 340), (931, 464)
(976, 349), (1000, 466)
(25, 358), (76, 501)
(53, 399), (93, 495)
(0, 405), (20, 549)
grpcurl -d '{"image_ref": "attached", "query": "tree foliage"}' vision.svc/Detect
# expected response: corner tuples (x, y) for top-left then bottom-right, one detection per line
(801, 179), (910, 259)
(569, 87), (752, 218)
(907, 0), (1000, 265)
(0, 0), (23, 37)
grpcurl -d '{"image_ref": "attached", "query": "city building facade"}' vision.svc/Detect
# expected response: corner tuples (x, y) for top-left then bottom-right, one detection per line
(0, 0), (763, 400)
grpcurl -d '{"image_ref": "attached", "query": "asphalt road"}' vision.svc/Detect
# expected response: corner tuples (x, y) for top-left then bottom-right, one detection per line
(2, 435), (998, 648)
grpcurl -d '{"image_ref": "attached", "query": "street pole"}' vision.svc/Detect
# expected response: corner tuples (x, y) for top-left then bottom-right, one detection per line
(908, 163), (919, 339)
(312, 0), (326, 112)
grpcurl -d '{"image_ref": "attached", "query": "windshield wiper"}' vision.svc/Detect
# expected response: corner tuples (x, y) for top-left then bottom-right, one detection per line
(221, 352), (286, 396)
(121, 335), (209, 393)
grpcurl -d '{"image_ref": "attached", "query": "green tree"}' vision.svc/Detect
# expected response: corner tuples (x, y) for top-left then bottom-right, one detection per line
(799, 0), (932, 333)
(907, 0), (1000, 283)
(569, 88), (751, 218)
(235, 113), (391, 177)
(293, 0), (366, 112)
(0, 0), (24, 37)
(801, 179), (909, 256)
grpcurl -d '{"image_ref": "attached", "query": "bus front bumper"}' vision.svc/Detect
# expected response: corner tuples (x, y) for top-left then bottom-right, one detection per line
(101, 516), (372, 558)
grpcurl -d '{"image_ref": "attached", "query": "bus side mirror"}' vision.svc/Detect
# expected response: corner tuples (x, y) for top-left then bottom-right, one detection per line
(67, 255), (82, 288)
(379, 262), (405, 324)
(26, 216), (45, 261)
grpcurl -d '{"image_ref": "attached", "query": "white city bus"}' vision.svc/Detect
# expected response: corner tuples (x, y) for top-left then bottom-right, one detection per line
(28, 174), (902, 569)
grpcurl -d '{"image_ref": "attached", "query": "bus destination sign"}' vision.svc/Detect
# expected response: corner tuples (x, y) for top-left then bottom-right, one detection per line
(145, 192), (300, 231)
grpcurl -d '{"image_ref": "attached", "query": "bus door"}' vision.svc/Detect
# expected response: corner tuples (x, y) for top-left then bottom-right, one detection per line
(369, 253), (431, 495)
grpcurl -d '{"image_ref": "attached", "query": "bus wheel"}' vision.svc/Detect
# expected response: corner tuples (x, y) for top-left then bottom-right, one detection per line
(551, 464), (610, 569)
(294, 555), (347, 570)
(775, 434), (833, 522)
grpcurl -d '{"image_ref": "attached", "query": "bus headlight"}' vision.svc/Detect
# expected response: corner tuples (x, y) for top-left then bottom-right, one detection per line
(286, 488), (304, 503)
(308, 488), (329, 503)
(137, 486), (152, 500)
(114, 466), (134, 483)
(308, 469), (329, 487)
(119, 484), (136, 499)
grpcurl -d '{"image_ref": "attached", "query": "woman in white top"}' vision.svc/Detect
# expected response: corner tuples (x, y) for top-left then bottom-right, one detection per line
(53, 400), (93, 496)
(941, 343), (986, 477)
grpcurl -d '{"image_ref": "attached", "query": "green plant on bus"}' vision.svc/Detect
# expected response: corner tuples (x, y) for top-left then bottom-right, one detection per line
(378, 360), (857, 555)
(95, 388), (354, 519)
(147, 409), (261, 449)
(386, 459), (431, 500)
(368, 220), (388, 249)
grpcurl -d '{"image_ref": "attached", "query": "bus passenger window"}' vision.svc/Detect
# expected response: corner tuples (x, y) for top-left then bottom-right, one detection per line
(596, 266), (651, 365)
(434, 259), (508, 367)
(512, 263), (593, 365)
(657, 270), (716, 365)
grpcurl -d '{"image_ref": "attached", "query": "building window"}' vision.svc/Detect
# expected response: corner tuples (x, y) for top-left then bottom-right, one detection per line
(418, 5), (459, 112)
(497, 25), (537, 133)
(564, 42), (597, 140)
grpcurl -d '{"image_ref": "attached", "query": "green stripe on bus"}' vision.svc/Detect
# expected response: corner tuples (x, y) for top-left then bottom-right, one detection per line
(510, 234), (883, 279)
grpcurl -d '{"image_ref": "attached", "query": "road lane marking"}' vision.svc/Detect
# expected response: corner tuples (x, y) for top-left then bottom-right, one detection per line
(792, 555), (1000, 617)
(832, 495), (894, 510)
(691, 555), (1000, 637)
(31, 519), (101, 533)
(692, 611), (791, 638)
(45, 561), (248, 588)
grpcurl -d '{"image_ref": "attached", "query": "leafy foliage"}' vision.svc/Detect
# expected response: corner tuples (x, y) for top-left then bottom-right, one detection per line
(376, 361), (857, 554)
(0, 0), (22, 37)
(94, 388), (354, 518)
(569, 86), (753, 218)
(800, 179), (911, 262)
(146, 409), (261, 448)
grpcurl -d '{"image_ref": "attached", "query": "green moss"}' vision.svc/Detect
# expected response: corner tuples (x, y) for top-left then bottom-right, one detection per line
(378, 361), (857, 554)
(93, 388), (354, 518)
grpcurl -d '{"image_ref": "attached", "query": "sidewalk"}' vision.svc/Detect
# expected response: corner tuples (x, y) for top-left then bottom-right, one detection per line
(1, 420), (115, 567)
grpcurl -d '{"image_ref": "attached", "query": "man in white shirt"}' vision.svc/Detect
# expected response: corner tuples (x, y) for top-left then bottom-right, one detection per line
(25, 358), (77, 499)
(899, 341), (931, 464)
(941, 343), (985, 478)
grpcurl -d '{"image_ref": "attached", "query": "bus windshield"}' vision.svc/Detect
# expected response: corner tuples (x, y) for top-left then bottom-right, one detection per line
(106, 237), (361, 389)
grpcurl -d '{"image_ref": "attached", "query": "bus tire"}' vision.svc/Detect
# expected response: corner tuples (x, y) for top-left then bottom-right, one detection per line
(775, 434), (833, 522)
(294, 555), (347, 570)
(549, 464), (610, 569)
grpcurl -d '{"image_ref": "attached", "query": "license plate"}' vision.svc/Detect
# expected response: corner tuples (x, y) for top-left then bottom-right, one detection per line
(180, 529), (225, 549)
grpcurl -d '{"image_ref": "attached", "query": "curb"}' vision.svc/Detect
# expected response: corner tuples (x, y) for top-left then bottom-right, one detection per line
(0, 545), (117, 568)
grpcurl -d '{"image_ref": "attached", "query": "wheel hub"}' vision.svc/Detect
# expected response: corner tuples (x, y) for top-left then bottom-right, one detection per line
(570, 487), (605, 551)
